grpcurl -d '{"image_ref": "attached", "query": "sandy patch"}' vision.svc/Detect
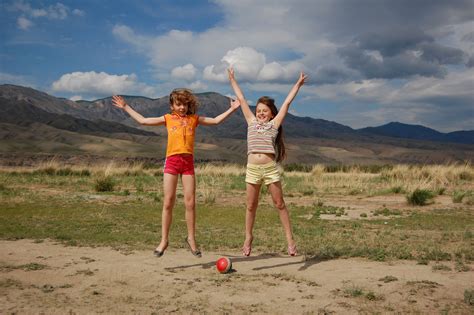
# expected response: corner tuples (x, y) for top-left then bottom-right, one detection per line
(1, 239), (472, 314)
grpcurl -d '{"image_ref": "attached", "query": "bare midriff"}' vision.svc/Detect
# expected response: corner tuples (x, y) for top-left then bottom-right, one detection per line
(248, 152), (275, 164)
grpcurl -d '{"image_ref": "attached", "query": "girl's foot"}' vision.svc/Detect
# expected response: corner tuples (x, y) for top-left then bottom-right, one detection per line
(287, 243), (297, 256)
(185, 237), (202, 257)
(153, 240), (168, 257)
(242, 237), (253, 256)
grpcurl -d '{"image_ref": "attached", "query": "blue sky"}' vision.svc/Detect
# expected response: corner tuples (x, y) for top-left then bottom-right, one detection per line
(1, 0), (473, 132)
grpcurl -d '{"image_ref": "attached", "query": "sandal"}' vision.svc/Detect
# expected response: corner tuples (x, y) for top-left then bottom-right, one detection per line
(153, 241), (168, 257)
(288, 244), (297, 256)
(185, 237), (202, 257)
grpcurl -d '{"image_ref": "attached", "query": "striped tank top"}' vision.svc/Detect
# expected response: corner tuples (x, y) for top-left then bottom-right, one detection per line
(247, 119), (278, 155)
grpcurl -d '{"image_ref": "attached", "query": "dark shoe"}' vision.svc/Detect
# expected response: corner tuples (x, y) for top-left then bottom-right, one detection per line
(185, 237), (202, 257)
(153, 241), (168, 257)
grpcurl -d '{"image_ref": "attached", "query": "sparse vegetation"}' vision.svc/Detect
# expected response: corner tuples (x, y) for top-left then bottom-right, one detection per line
(378, 275), (398, 283)
(0, 161), (472, 263)
(406, 189), (435, 206)
(94, 176), (115, 192)
(464, 289), (474, 306)
(373, 208), (402, 216)
(452, 190), (469, 203)
(432, 264), (451, 271)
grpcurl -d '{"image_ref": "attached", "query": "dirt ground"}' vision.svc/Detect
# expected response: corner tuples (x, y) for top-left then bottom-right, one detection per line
(1, 240), (473, 314)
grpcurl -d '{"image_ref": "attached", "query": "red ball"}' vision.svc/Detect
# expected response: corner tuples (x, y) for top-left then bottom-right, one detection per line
(216, 257), (232, 273)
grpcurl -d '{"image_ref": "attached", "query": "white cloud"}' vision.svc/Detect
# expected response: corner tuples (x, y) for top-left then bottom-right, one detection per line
(170, 64), (197, 81)
(203, 46), (303, 84)
(221, 47), (266, 79)
(51, 71), (156, 98)
(31, 9), (47, 18)
(203, 65), (228, 83)
(188, 80), (208, 91)
(0, 72), (35, 87)
(10, 1), (83, 30)
(112, 25), (145, 47)
(72, 9), (85, 16)
(17, 16), (33, 30)
(69, 95), (83, 101)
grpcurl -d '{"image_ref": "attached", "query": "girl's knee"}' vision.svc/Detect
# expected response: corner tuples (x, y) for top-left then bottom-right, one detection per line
(184, 202), (195, 210)
(273, 200), (286, 210)
(246, 203), (258, 212)
(163, 199), (175, 212)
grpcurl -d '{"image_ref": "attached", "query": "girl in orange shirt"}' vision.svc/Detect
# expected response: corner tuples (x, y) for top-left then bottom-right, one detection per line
(112, 89), (240, 257)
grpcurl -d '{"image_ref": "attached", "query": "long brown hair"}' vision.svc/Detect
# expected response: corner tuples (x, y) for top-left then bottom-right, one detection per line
(256, 96), (286, 162)
(169, 88), (198, 115)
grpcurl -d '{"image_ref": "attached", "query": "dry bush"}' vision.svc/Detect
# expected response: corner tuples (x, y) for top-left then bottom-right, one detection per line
(196, 163), (245, 176)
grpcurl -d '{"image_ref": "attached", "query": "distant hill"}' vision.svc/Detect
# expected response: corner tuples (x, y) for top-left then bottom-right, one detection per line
(359, 122), (474, 144)
(0, 97), (157, 137)
(0, 84), (473, 165)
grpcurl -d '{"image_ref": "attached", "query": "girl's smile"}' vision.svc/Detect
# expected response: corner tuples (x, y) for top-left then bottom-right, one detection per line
(255, 103), (273, 123)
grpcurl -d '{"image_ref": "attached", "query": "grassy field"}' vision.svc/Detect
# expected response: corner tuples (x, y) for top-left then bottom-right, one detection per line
(1, 160), (473, 266)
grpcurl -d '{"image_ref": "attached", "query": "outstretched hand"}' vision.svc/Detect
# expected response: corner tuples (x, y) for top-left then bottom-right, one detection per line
(230, 98), (241, 110)
(297, 72), (308, 87)
(111, 95), (127, 109)
(227, 67), (235, 81)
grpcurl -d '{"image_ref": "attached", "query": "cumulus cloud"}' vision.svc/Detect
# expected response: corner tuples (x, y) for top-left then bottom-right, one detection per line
(188, 80), (208, 91)
(203, 46), (304, 84)
(51, 71), (156, 99)
(170, 64), (197, 81)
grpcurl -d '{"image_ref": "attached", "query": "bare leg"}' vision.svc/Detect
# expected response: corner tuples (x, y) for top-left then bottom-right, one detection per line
(181, 174), (198, 251)
(267, 181), (296, 251)
(244, 183), (261, 255)
(156, 173), (178, 251)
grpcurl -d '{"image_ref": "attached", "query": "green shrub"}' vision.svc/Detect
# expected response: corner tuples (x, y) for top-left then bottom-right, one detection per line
(94, 176), (115, 192)
(373, 208), (402, 216)
(452, 190), (467, 203)
(284, 163), (313, 172)
(390, 186), (404, 194)
(464, 289), (474, 306)
(406, 189), (434, 206)
(459, 171), (473, 181)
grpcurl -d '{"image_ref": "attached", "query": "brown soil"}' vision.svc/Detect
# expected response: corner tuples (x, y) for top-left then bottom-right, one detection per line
(1, 240), (472, 314)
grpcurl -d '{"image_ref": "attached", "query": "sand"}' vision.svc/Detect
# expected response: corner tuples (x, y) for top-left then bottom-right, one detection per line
(1, 239), (473, 314)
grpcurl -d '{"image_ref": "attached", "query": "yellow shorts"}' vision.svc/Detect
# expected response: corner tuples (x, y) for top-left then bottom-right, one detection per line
(245, 161), (282, 185)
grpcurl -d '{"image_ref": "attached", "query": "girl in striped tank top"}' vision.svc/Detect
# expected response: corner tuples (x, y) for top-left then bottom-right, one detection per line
(228, 68), (307, 257)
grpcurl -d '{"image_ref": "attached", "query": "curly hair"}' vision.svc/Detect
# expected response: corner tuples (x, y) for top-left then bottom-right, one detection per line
(256, 96), (286, 162)
(169, 88), (199, 115)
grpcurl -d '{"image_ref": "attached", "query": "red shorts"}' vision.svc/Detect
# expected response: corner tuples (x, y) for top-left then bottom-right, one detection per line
(164, 154), (195, 175)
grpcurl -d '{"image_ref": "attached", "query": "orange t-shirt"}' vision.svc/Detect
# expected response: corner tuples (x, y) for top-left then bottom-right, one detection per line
(164, 113), (199, 157)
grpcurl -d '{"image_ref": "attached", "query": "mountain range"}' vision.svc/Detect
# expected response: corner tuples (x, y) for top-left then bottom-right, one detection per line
(0, 84), (472, 165)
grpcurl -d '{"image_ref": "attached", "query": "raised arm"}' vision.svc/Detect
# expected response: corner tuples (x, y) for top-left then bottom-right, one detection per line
(227, 68), (254, 124)
(111, 95), (165, 126)
(199, 98), (241, 126)
(272, 72), (307, 129)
